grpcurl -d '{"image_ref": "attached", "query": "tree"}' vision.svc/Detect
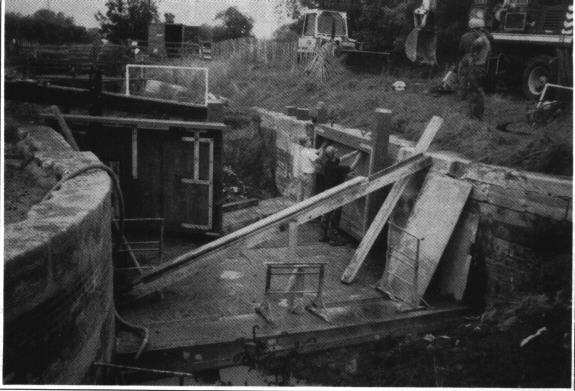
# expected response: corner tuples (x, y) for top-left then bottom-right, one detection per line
(164, 12), (175, 24)
(5, 10), (91, 44)
(273, 23), (300, 42)
(95, 0), (159, 43)
(212, 7), (254, 41)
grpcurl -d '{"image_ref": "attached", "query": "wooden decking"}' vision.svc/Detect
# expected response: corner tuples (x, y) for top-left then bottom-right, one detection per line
(115, 222), (467, 371)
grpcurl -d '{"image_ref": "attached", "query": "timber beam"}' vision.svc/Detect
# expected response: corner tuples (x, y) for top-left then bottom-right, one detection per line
(5, 81), (208, 121)
(127, 153), (432, 299)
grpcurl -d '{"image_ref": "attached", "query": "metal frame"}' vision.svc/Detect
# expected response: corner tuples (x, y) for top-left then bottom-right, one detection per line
(536, 83), (573, 110)
(380, 222), (429, 307)
(125, 64), (209, 105)
(256, 262), (328, 323)
(114, 218), (165, 265)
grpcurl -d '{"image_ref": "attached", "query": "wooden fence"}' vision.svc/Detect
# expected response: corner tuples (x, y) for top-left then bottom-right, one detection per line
(212, 37), (302, 69)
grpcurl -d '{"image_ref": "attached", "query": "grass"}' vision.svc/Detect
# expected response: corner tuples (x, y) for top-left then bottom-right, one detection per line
(166, 54), (572, 177)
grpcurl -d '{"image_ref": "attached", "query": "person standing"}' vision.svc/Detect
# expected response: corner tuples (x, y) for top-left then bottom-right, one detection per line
(319, 146), (361, 246)
(458, 17), (492, 120)
(296, 136), (325, 202)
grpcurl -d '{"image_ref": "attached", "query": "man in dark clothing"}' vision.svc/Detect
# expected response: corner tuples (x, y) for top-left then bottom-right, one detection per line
(319, 146), (361, 246)
(458, 18), (492, 120)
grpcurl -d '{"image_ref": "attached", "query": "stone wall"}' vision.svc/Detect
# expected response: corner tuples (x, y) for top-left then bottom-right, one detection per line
(392, 145), (572, 306)
(256, 108), (572, 307)
(4, 126), (115, 384)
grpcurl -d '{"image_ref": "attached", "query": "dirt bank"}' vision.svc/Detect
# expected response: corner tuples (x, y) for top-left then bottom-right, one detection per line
(167, 57), (572, 177)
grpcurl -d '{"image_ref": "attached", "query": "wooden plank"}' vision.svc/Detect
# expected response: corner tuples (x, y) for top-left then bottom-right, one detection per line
(341, 116), (443, 284)
(468, 181), (571, 221)
(7, 81), (209, 120)
(296, 154), (432, 224)
(377, 174), (472, 302)
(222, 199), (259, 212)
(315, 126), (372, 153)
(41, 113), (226, 131)
(128, 154), (432, 299)
(463, 162), (572, 198)
(50, 105), (80, 151)
(288, 221), (298, 262)
(438, 211), (480, 301)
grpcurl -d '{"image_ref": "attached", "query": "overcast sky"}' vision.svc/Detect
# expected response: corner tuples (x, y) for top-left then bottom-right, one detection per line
(4, 0), (292, 38)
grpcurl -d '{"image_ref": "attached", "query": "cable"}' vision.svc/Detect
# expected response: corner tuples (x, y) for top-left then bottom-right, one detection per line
(41, 163), (149, 360)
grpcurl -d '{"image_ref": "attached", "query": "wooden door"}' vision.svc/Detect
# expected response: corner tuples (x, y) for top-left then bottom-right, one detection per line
(163, 132), (214, 231)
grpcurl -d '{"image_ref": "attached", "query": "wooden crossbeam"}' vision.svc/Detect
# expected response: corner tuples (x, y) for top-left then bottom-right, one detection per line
(40, 113), (226, 131)
(5, 81), (209, 120)
(127, 153), (432, 300)
(341, 116), (443, 284)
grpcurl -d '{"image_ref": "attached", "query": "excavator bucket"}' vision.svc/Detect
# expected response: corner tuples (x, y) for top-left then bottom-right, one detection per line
(405, 27), (437, 66)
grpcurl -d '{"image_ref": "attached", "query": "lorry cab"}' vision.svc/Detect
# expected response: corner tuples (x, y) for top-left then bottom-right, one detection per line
(297, 10), (358, 54)
(468, 0), (572, 97)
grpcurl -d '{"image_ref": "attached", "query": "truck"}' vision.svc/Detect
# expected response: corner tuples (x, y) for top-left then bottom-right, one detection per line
(406, 0), (573, 98)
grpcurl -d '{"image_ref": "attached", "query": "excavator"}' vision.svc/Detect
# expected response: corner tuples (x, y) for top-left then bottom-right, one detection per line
(405, 0), (573, 98)
(405, 0), (438, 66)
(297, 9), (390, 74)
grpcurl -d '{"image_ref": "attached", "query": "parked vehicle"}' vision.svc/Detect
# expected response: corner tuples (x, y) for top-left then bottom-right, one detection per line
(406, 0), (573, 98)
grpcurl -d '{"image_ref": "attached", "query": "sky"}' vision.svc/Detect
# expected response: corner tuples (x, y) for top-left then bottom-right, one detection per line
(4, 0), (294, 38)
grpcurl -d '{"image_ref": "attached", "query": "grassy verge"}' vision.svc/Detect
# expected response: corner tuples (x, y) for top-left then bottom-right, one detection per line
(166, 55), (572, 177)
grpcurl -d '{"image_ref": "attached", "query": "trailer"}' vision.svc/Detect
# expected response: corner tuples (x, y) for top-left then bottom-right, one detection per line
(148, 23), (211, 59)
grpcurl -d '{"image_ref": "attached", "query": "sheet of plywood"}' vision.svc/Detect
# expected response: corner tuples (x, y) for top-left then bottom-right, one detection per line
(438, 211), (479, 301)
(377, 173), (472, 303)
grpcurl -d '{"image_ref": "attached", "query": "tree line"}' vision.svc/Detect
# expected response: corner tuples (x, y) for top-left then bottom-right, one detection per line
(5, 9), (95, 45)
(5, 0), (256, 46)
(5, 0), (472, 63)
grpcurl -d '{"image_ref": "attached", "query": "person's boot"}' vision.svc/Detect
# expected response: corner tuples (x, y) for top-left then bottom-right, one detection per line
(319, 228), (329, 242)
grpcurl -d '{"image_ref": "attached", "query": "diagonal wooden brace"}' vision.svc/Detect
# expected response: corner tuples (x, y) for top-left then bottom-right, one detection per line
(341, 116), (443, 284)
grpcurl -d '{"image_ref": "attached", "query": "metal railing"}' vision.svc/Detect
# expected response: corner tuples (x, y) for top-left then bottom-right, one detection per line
(256, 262), (328, 323)
(380, 222), (428, 307)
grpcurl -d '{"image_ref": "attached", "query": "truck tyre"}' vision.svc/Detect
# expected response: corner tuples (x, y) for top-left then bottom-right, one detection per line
(522, 55), (553, 99)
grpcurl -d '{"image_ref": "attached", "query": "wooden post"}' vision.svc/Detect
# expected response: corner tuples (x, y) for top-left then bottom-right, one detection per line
(366, 108), (392, 228)
(50, 105), (80, 151)
(296, 108), (310, 121)
(316, 101), (328, 124)
(207, 101), (224, 122)
(341, 116), (443, 284)
(131, 127), (138, 180)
